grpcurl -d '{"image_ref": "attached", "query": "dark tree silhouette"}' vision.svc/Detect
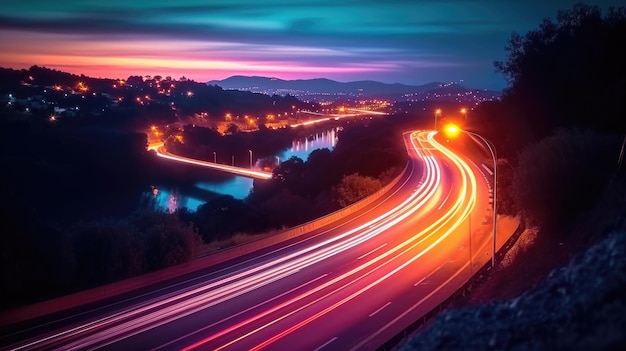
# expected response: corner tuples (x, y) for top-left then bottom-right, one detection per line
(335, 173), (382, 207)
(493, 3), (626, 145)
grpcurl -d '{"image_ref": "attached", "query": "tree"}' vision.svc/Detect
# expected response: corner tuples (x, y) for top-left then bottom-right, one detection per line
(511, 129), (621, 234)
(194, 195), (252, 241)
(272, 156), (307, 196)
(225, 123), (239, 135)
(494, 4), (626, 144)
(335, 173), (382, 207)
(130, 211), (202, 269)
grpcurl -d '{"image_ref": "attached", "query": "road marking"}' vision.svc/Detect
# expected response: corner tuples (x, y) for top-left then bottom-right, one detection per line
(369, 302), (391, 317)
(413, 277), (428, 286)
(357, 243), (387, 260)
(481, 163), (493, 175)
(151, 273), (330, 351)
(437, 186), (453, 210)
(314, 337), (338, 351)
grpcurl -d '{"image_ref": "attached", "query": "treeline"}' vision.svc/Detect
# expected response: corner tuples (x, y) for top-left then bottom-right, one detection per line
(0, 209), (201, 307)
(0, 102), (409, 308)
(0, 106), (209, 307)
(461, 3), (626, 237)
(178, 117), (408, 243)
(165, 124), (299, 168)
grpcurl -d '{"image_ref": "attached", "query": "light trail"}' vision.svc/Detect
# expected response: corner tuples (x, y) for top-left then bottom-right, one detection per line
(7, 131), (443, 351)
(153, 146), (272, 180)
(3, 129), (490, 351)
(291, 109), (386, 127)
(240, 132), (477, 350)
(182, 131), (478, 350)
(148, 108), (384, 177)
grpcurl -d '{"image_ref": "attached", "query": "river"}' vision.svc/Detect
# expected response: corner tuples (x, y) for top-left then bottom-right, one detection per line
(152, 128), (338, 212)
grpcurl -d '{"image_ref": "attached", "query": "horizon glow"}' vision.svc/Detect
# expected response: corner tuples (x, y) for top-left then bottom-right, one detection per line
(1, 0), (623, 89)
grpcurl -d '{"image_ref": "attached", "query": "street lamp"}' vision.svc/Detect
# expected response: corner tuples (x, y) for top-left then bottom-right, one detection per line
(248, 149), (253, 168)
(443, 123), (497, 268)
(434, 108), (442, 130)
(213, 151), (217, 163)
(460, 108), (467, 120)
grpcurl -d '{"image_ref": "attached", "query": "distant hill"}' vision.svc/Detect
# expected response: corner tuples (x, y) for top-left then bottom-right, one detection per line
(207, 76), (501, 100)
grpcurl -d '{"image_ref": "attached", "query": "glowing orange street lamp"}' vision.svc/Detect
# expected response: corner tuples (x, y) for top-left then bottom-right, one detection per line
(444, 123), (460, 138)
(443, 123), (497, 268)
(460, 108), (467, 119)
(434, 108), (442, 130)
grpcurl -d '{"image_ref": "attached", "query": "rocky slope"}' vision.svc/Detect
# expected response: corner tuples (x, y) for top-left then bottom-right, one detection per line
(399, 230), (626, 350)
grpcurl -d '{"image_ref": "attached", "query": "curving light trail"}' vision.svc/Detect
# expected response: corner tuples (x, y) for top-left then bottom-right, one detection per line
(150, 144), (272, 180)
(291, 109), (386, 127)
(189, 131), (479, 351)
(2, 130), (489, 351)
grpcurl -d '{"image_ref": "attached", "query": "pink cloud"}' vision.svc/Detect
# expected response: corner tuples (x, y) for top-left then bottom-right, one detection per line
(0, 30), (396, 82)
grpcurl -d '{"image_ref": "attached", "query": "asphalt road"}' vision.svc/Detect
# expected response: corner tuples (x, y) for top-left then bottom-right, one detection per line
(0, 130), (493, 351)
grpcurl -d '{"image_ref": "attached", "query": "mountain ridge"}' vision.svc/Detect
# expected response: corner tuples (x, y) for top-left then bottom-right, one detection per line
(207, 75), (497, 99)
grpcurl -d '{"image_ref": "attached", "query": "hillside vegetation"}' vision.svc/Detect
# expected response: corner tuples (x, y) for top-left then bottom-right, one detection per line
(401, 3), (626, 350)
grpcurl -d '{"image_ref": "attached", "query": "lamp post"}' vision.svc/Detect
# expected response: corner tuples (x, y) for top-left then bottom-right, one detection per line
(444, 124), (497, 268)
(248, 149), (253, 168)
(460, 108), (467, 120)
(434, 108), (442, 130)
(213, 151), (217, 163)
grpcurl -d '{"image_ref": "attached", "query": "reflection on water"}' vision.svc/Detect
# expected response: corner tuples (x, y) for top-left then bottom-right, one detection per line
(152, 128), (338, 212)
(279, 128), (337, 161)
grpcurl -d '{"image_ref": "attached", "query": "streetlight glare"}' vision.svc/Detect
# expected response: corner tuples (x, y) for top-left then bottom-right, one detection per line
(444, 123), (460, 138)
(440, 123), (498, 268)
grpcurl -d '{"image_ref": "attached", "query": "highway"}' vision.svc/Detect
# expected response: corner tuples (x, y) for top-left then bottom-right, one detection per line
(147, 142), (272, 180)
(0, 130), (495, 351)
(292, 109), (386, 127)
(146, 109), (386, 179)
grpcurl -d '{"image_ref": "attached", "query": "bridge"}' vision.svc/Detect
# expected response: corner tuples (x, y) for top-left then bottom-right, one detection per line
(146, 110), (387, 179)
(147, 142), (273, 180)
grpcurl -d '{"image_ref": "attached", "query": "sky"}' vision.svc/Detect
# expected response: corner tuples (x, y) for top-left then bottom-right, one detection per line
(0, 0), (623, 90)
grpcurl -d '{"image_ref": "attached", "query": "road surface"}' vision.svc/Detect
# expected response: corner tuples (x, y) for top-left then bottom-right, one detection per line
(148, 142), (272, 180)
(0, 130), (496, 351)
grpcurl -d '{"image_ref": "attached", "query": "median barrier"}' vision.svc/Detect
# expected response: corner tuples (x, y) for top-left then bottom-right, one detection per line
(0, 162), (410, 327)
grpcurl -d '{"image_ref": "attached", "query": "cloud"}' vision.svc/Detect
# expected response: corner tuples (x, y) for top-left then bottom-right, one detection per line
(3, 0), (551, 89)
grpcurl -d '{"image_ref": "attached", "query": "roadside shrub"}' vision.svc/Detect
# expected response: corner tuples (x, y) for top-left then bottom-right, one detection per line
(512, 128), (621, 235)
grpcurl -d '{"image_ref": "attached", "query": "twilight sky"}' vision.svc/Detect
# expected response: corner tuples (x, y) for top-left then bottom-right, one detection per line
(0, 0), (622, 90)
